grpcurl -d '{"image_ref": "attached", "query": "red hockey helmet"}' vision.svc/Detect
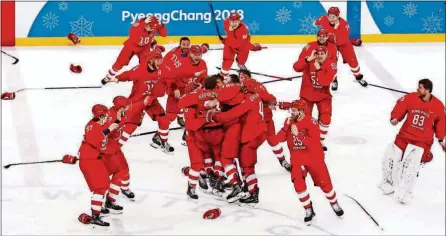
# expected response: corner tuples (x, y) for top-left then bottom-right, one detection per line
(189, 45), (202, 55)
(242, 78), (257, 94)
(228, 12), (241, 21)
(317, 28), (329, 36)
(291, 99), (307, 111)
(113, 96), (129, 109)
(92, 104), (108, 118)
(315, 46), (328, 53)
(145, 15), (160, 28)
(146, 50), (163, 60)
(328, 7), (340, 16)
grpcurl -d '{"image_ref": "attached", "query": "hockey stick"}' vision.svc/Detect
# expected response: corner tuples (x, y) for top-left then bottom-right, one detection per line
(208, 1), (224, 41)
(261, 76), (300, 85)
(216, 67), (301, 81)
(11, 86), (102, 93)
(2, 50), (19, 64)
(368, 83), (408, 95)
(208, 46), (268, 51)
(344, 194), (384, 231)
(130, 126), (183, 138)
(438, 1), (446, 14)
(3, 160), (62, 169)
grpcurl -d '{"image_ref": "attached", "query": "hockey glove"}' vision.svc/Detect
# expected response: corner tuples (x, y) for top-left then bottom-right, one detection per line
(251, 43), (263, 51)
(67, 32), (81, 45)
(278, 101), (292, 110)
(1, 92), (16, 100)
(62, 155), (77, 164)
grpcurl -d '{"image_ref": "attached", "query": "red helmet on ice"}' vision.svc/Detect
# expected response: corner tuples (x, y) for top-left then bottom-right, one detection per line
(92, 104), (108, 118)
(317, 28), (329, 36)
(189, 45), (202, 55)
(328, 7), (340, 16)
(228, 12), (241, 21)
(315, 46), (328, 53)
(146, 50), (163, 60)
(145, 15), (160, 28)
(113, 96), (129, 109)
(242, 78), (257, 94)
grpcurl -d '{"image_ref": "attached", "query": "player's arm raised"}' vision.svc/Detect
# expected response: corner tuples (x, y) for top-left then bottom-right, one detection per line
(276, 118), (291, 142)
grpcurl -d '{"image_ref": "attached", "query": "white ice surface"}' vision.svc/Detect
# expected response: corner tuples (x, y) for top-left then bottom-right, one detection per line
(1, 43), (445, 235)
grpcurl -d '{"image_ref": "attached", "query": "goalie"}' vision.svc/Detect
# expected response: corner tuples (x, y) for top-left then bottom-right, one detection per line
(379, 78), (445, 203)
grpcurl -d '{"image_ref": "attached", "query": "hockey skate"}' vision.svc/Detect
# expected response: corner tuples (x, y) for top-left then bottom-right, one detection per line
(121, 189), (135, 200)
(151, 133), (174, 154)
(181, 130), (187, 146)
(100, 207), (110, 215)
(279, 159), (291, 172)
(304, 206), (316, 226)
(105, 199), (123, 214)
(331, 203), (344, 218)
(199, 174), (212, 193)
(177, 117), (185, 127)
(187, 185), (198, 200)
(226, 184), (245, 203)
(356, 74), (368, 87)
(239, 188), (259, 207)
(331, 79), (338, 91)
(90, 214), (110, 227)
(210, 174), (225, 197)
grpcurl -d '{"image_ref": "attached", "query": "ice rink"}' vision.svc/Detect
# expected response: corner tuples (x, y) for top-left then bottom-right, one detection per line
(1, 42), (445, 235)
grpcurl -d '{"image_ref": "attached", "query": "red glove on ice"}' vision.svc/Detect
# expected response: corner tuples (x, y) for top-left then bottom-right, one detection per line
(78, 213), (92, 224)
(350, 38), (363, 47)
(62, 155), (77, 164)
(251, 43), (263, 51)
(70, 64), (82, 73)
(278, 101), (292, 110)
(200, 43), (209, 54)
(67, 33), (81, 45)
(1, 92), (16, 100)
(154, 45), (165, 53)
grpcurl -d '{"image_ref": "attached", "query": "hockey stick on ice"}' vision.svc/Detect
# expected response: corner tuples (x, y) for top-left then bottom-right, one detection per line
(130, 126), (183, 138)
(2, 50), (19, 64)
(216, 67), (301, 81)
(10, 86), (103, 94)
(344, 194), (384, 231)
(367, 83), (408, 95)
(208, 1), (224, 41)
(208, 46), (268, 51)
(3, 160), (62, 169)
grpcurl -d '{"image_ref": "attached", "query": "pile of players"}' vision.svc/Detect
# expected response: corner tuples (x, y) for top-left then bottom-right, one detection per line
(65, 7), (445, 228)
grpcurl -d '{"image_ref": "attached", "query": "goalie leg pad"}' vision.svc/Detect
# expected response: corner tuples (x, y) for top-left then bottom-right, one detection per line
(379, 143), (403, 194)
(394, 144), (424, 203)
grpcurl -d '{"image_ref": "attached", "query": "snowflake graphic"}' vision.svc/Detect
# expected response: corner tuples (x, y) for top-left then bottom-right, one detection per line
(42, 12), (59, 30)
(421, 13), (443, 33)
(58, 1), (68, 12)
(403, 2), (417, 18)
(292, 1), (303, 9)
(372, 1), (384, 10)
(102, 2), (112, 13)
(299, 13), (318, 34)
(70, 16), (94, 37)
(248, 21), (260, 34)
(384, 15), (394, 27)
(275, 7), (292, 24)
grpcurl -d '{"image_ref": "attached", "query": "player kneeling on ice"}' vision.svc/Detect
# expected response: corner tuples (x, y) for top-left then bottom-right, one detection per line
(380, 79), (445, 203)
(77, 104), (123, 227)
(275, 100), (343, 225)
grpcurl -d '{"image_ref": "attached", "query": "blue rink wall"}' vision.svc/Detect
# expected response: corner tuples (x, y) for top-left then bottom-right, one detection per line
(17, 1), (446, 46)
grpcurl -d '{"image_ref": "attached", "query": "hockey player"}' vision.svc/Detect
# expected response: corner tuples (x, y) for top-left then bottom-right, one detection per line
(275, 100), (344, 225)
(380, 78), (445, 203)
(103, 16), (167, 82)
(102, 50), (174, 154)
(314, 7), (368, 90)
(219, 12), (263, 77)
(205, 78), (267, 205)
(166, 45), (208, 130)
(78, 104), (122, 227)
(164, 37), (209, 126)
(293, 46), (337, 151)
(299, 28), (337, 65)
(239, 69), (291, 171)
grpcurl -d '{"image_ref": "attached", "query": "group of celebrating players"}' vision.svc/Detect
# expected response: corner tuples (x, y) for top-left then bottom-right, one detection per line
(61, 6), (445, 227)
